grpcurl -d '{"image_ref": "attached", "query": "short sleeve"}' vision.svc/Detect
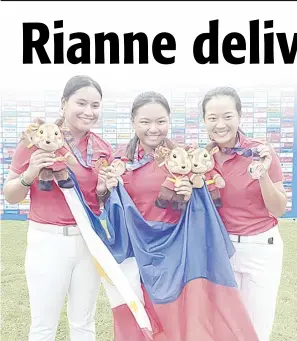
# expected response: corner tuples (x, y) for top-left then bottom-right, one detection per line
(10, 142), (34, 175)
(268, 146), (284, 183)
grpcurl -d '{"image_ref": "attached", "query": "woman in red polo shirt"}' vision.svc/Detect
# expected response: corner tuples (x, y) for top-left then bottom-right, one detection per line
(96, 91), (259, 341)
(201, 86), (287, 341)
(97, 91), (193, 341)
(3, 75), (113, 341)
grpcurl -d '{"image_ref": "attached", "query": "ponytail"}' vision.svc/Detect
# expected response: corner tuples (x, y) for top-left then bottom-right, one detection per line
(126, 135), (139, 161)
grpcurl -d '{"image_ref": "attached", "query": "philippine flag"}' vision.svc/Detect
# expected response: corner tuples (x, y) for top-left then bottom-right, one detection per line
(60, 169), (259, 341)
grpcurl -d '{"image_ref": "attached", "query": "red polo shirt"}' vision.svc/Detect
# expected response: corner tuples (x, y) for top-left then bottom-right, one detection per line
(213, 132), (284, 236)
(113, 145), (182, 224)
(10, 132), (113, 226)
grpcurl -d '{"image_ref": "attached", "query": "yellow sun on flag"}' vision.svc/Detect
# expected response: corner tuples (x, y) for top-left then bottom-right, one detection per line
(92, 257), (113, 285)
(129, 301), (138, 313)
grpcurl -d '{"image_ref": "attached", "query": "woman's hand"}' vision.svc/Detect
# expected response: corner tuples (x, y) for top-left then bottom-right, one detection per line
(174, 177), (193, 201)
(248, 143), (273, 180)
(257, 143), (273, 171)
(23, 149), (55, 184)
(96, 166), (119, 194)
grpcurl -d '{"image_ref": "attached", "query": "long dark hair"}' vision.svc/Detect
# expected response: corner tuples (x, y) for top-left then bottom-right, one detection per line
(62, 75), (102, 102)
(126, 91), (171, 161)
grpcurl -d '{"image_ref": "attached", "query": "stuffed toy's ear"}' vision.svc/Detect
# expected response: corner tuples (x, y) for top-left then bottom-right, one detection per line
(54, 118), (70, 131)
(23, 119), (44, 148)
(163, 138), (175, 150)
(187, 148), (196, 156)
(21, 128), (35, 148)
(33, 118), (45, 126)
(54, 118), (64, 127)
(27, 122), (40, 132)
(154, 145), (170, 159)
(154, 146), (172, 167)
(185, 142), (199, 151)
(185, 143), (200, 156)
(205, 141), (218, 153)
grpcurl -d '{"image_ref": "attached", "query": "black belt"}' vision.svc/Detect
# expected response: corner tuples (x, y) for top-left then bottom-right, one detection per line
(235, 236), (274, 244)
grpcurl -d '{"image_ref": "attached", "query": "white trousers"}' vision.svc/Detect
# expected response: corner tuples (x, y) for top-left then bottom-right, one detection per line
(25, 221), (101, 341)
(229, 225), (283, 341)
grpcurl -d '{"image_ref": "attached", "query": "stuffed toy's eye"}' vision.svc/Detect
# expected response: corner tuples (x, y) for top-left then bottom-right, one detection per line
(173, 154), (177, 158)
(55, 131), (58, 135)
(204, 153), (208, 158)
(40, 130), (43, 134)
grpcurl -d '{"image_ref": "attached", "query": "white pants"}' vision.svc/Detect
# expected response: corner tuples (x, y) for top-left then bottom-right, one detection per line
(25, 221), (101, 341)
(229, 225), (283, 341)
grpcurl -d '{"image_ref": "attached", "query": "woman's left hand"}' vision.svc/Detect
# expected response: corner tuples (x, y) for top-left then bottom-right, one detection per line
(174, 177), (193, 201)
(257, 143), (273, 170)
(248, 143), (273, 179)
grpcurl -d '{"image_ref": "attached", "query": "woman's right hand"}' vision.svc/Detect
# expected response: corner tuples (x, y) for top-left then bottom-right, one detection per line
(23, 149), (56, 184)
(97, 166), (119, 194)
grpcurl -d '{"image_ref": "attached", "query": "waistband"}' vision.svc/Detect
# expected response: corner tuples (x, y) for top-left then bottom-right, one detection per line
(229, 225), (280, 245)
(29, 220), (81, 236)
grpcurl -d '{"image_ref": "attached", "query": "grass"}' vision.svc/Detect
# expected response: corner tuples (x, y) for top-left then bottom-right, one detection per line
(1, 219), (297, 341)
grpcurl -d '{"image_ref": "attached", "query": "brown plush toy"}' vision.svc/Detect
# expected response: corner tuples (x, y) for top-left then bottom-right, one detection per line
(189, 144), (225, 208)
(154, 142), (192, 211)
(22, 118), (78, 191)
(95, 156), (129, 185)
(187, 145), (207, 189)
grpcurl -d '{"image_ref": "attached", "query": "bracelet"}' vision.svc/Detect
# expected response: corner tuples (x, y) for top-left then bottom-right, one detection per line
(96, 189), (108, 197)
(19, 173), (33, 187)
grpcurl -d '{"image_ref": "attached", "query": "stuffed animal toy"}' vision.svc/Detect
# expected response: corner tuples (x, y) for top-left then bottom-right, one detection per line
(193, 143), (225, 208)
(21, 118), (78, 191)
(95, 156), (129, 185)
(187, 145), (208, 189)
(154, 143), (192, 211)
